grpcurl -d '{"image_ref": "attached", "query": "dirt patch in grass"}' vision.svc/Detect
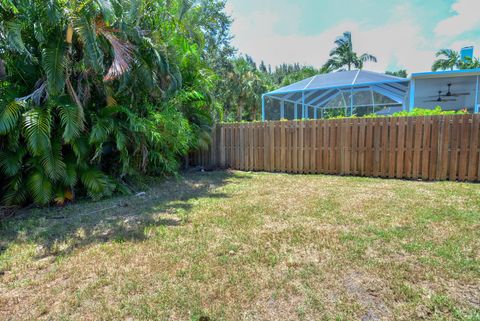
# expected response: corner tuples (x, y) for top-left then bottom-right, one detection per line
(1, 171), (479, 320)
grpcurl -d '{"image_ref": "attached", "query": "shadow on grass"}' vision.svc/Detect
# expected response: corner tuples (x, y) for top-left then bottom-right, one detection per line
(0, 170), (246, 263)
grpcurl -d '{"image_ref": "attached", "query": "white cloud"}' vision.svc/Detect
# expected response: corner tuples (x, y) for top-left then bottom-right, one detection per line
(228, 1), (480, 73)
(435, 0), (480, 38)
(229, 2), (438, 73)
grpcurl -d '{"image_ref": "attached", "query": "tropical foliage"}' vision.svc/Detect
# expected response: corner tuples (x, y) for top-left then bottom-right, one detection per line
(432, 48), (480, 71)
(323, 31), (377, 71)
(392, 106), (468, 117)
(0, 0), (231, 206)
(386, 69), (408, 78)
(432, 49), (461, 71)
(214, 56), (326, 122)
(315, 107), (466, 120)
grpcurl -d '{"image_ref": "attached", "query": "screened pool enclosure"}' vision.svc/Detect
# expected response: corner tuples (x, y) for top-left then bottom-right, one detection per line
(262, 70), (410, 121)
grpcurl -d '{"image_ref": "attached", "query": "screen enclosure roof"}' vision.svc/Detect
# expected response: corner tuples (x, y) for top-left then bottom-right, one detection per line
(264, 70), (410, 106)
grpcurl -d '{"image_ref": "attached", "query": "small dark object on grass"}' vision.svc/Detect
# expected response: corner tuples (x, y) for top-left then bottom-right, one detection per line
(48, 216), (67, 220)
(186, 166), (209, 173)
(0, 207), (17, 220)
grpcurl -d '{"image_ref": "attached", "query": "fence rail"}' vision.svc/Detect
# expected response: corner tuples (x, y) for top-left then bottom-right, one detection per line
(192, 114), (480, 182)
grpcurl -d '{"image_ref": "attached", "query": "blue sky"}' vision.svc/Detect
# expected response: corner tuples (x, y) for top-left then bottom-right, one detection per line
(226, 0), (480, 73)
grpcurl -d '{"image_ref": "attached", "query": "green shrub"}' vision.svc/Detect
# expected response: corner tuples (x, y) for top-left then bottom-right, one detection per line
(0, 1), (218, 206)
(392, 106), (467, 117)
(253, 107), (470, 123)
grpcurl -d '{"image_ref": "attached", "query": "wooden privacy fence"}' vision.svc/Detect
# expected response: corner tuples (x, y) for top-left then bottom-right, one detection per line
(192, 114), (480, 182)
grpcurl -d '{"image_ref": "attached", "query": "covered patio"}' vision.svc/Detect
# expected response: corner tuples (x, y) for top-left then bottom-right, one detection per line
(409, 69), (480, 114)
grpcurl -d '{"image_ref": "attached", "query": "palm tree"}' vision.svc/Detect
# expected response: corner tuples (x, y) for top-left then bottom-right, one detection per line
(0, 0), (225, 206)
(460, 56), (480, 70)
(432, 49), (460, 71)
(323, 31), (377, 71)
(226, 58), (262, 121)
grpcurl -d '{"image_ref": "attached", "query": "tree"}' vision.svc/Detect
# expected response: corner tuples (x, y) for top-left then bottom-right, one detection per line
(386, 70), (408, 78)
(432, 49), (460, 71)
(0, 0), (230, 206)
(226, 57), (266, 121)
(259, 61), (267, 73)
(323, 31), (377, 71)
(460, 56), (480, 70)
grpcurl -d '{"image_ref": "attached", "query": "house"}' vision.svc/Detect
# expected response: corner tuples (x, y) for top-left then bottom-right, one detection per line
(261, 68), (480, 121)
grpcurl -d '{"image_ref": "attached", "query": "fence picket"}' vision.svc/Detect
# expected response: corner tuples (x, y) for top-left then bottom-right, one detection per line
(412, 118), (422, 179)
(458, 114), (470, 181)
(365, 118), (374, 176)
(428, 117), (439, 180)
(396, 117), (406, 178)
(449, 117), (460, 181)
(421, 117), (431, 180)
(468, 115), (480, 180)
(404, 117), (414, 178)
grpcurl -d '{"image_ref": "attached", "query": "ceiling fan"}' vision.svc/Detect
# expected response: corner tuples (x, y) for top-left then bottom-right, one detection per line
(443, 83), (470, 97)
(424, 91), (457, 103)
(428, 84), (470, 98)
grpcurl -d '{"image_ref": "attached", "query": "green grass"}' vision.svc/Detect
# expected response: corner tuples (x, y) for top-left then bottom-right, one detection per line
(1, 171), (480, 320)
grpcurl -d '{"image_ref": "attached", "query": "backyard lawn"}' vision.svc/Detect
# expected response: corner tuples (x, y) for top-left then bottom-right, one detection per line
(1, 171), (479, 320)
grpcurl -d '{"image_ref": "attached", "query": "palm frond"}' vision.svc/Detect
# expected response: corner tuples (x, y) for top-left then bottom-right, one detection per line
(114, 128), (127, 151)
(27, 168), (53, 205)
(58, 103), (84, 143)
(135, 57), (155, 90)
(71, 135), (90, 164)
(89, 117), (114, 144)
(126, 0), (142, 25)
(432, 49), (459, 71)
(53, 186), (74, 206)
(0, 100), (22, 134)
(333, 31), (352, 51)
(42, 39), (66, 95)
(63, 157), (78, 186)
(360, 53), (377, 63)
(39, 138), (66, 181)
(0, 0), (18, 13)
(74, 15), (104, 72)
(1, 174), (28, 206)
(100, 27), (134, 81)
(3, 126), (21, 150)
(0, 147), (26, 176)
(23, 107), (52, 156)
(435, 48), (455, 58)
(44, 0), (62, 25)
(432, 60), (444, 72)
(80, 167), (113, 199)
(95, 0), (116, 24)
(4, 21), (34, 60)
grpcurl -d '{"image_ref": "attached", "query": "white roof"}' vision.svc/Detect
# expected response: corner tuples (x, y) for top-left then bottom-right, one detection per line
(411, 68), (480, 79)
